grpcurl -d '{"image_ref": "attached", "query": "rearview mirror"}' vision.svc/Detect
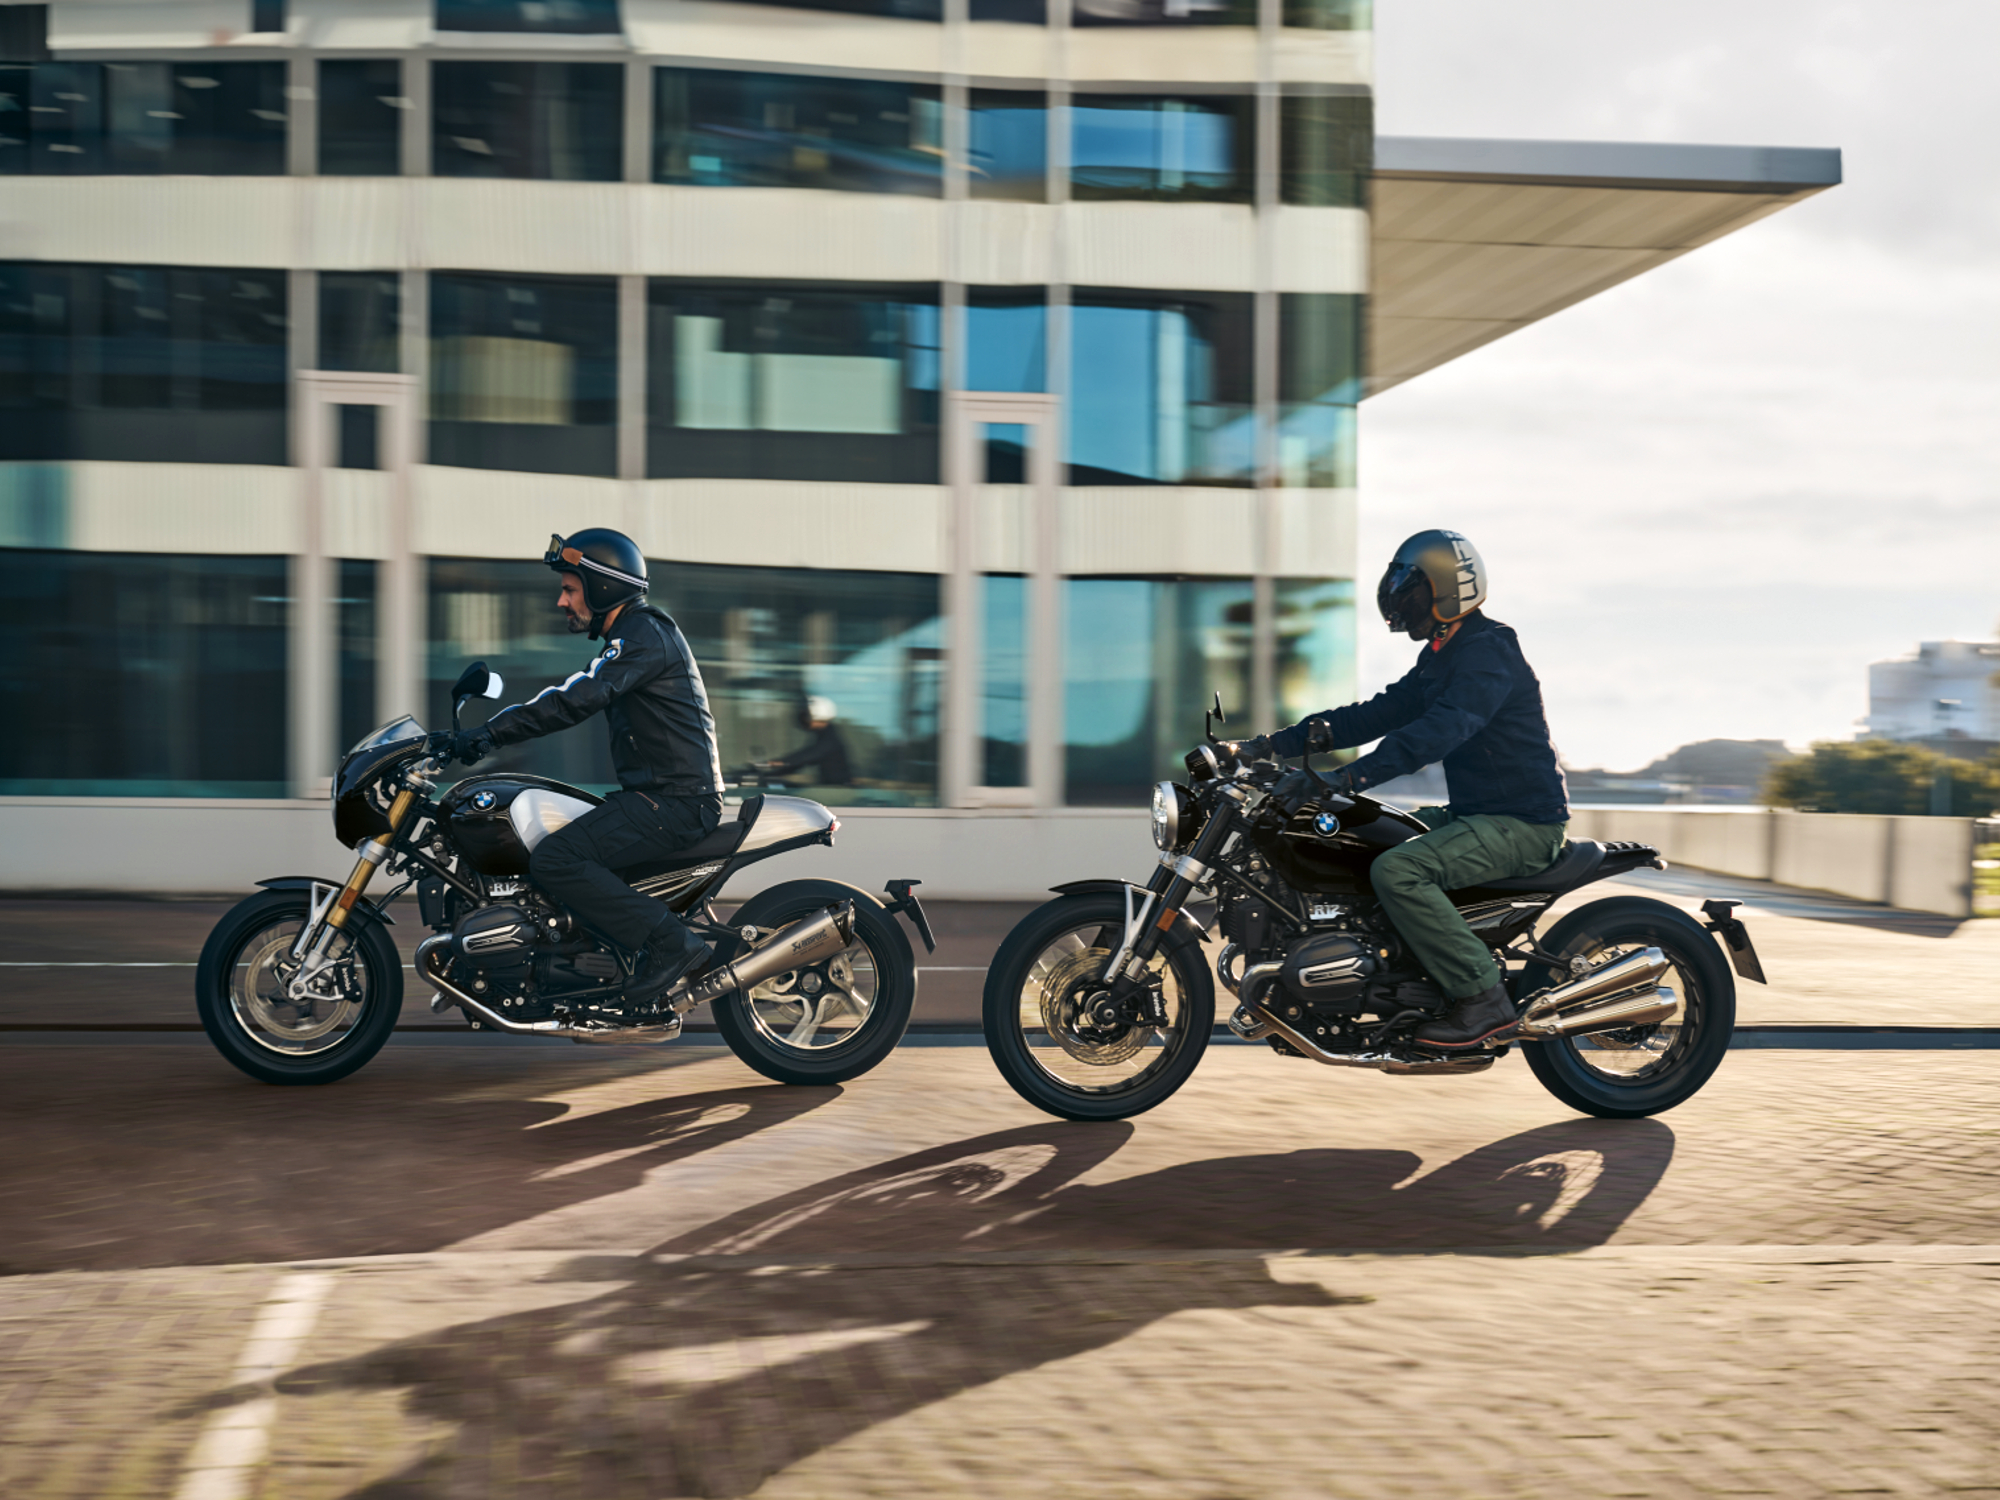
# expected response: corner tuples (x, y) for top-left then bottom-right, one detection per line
(482, 672), (505, 701)
(450, 662), (490, 702)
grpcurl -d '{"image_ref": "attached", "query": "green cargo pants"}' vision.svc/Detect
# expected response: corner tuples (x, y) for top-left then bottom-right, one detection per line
(1370, 807), (1569, 1000)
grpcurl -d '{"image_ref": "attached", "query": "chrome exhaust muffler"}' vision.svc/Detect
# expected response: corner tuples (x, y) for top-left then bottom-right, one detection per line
(1519, 947), (1670, 1024)
(1518, 984), (1679, 1040)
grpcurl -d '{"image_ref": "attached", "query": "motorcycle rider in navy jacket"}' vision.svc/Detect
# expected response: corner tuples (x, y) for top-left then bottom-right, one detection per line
(1234, 531), (1570, 1050)
(441, 529), (724, 1010)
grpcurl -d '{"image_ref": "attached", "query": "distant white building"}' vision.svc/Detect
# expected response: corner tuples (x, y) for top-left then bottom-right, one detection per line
(1868, 641), (2000, 744)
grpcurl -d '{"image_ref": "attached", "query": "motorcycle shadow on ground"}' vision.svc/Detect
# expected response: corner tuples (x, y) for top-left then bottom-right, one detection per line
(279, 1117), (1673, 1498)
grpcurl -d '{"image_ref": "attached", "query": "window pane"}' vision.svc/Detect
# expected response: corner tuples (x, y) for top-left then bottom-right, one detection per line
(1282, 0), (1369, 28)
(1063, 576), (1252, 806)
(1072, 0), (1252, 25)
(971, 0), (1046, 19)
(717, 0), (941, 21)
(981, 571), (1026, 786)
(1280, 90), (1371, 207)
(1275, 577), (1355, 729)
(318, 58), (403, 175)
(433, 61), (622, 182)
(648, 281), (940, 481)
(435, 0), (623, 32)
(429, 271), (618, 476)
(318, 272), (401, 373)
(1069, 93), (1252, 202)
(1068, 288), (1253, 487)
(655, 68), (942, 197)
(338, 558), (379, 755)
(968, 89), (1045, 201)
(0, 550), (289, 796)
(1279, 292), (1360, 488)
(966, 287), (1045, 393)
(335, 403), (379, 469)
(0, 61), (286, 176)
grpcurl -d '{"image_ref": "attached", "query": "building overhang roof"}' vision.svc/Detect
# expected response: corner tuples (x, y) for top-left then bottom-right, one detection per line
(1365, 136), (1842, 397)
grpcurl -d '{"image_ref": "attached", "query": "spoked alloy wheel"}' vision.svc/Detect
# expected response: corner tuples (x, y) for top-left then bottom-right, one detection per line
(196, 891), (404, 1085)
(983, 894), (1213, 1121)
(1522, 896), (1735, 1119)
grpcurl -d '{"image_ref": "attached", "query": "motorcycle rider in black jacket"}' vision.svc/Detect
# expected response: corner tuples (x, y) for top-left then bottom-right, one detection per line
(441, 529), (725, 1008)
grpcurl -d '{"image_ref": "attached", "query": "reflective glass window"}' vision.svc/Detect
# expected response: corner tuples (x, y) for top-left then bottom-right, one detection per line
(1278, 292), (1360, 488)
(1068, 288), (1253, 487)
(0, 550), (289, 796)
(338, 558), (379, 755)
(655, 68), (941, 197)
(717, 0), (940, 21)
(1275, 577), (1355, 727)
(1280, 89), (1371, 207)
(0, 7), (51, 63)
(968, 89), (1045, 201)
(318, 272), (401, 373)
(971, 0), (1046, 18)
(318, 58), (404, 175)
(435, 0), (622, 32)
(432, 61), (622, 181)
(0, 262), (288, 465)
(0, 61), (287, 176)
(1063, 576), (1253, 805)
(647, 280), (941, 482)
(1071, 0), (1252, 25)
(965, 287), (1045, 393)
(1069, 93), (1252, 202)
(429, 271), (618, 477)
(427, 558), (941, 804)
(1283, 0), (1369, 27)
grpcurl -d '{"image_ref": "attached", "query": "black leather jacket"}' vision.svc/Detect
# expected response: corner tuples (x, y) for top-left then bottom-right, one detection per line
(480, 605), (724, 795)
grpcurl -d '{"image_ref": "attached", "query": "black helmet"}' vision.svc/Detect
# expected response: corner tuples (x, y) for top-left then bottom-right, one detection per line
(545, 529), (647, 638)
(1377, 529), (1487, 641)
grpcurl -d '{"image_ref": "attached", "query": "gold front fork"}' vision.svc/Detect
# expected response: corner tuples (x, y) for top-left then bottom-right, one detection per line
(327, 787), (419, 932)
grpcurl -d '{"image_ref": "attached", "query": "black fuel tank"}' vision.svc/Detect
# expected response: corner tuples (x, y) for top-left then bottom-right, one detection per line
(1258, 796), (1429, 895)
(440, 774), (603, 877)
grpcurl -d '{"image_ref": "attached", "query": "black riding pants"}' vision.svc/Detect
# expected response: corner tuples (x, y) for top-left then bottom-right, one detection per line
(528, 790), (722, 953)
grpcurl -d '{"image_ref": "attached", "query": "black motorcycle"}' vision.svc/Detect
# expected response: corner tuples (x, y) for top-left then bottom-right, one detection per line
(982, 702), (1765, 1122)
(197, 662), (934, 1086)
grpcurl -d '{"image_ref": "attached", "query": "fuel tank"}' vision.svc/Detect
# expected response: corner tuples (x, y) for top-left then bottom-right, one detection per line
(441, 776), (604, 876)
(1255, 795), (1429, 896)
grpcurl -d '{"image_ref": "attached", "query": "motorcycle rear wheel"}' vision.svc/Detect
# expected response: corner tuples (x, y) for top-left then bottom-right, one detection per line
(983, 893), (1214, 1122)
(196, 890), (404, 1086)
(1521, 895), (1735, 1119)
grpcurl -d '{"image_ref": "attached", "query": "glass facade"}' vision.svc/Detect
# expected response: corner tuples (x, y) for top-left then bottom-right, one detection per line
(0, 263), (289, 466)
(1282, 0), (1370, 28)
(429, 271), (617, 476)
(655, 69), (942, 197)
(318, 58), (405, 177)
(722, 0), (943, 21)
(967, 90), (1046, 202)
(436, 0), (623, 32)
(318, 273), (402, 373)
(1072, 0), (1255, 26)
(1280, 89), (1371, 206)
(965, 287), (1046, 393)
(432, 61), (622, 181)
(1275, 576), (1355, 729)
(0, 62), (287, 176)
(1068, 288), (1253, 486)
(1070, 93), (1253, 203)
(0, 550), (289, 796)
(1063, 576), (1254, 805)
(1278, 292), (1361, 488)
(337, 558), (379, 754)
(647, 281), (941, 482)
(428, 559), (941, 804)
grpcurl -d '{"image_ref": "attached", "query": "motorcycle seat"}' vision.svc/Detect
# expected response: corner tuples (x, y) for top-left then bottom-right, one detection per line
(616, 795), (764, 881)
(1465, 839), (1607, 895)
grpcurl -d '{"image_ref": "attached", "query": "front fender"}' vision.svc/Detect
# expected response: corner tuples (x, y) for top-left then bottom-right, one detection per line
(1049, 879), (1212, 945)
(254, 876), (397, 929)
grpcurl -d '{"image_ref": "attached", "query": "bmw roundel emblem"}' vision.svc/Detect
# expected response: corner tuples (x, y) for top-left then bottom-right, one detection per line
(471, 789), (498, 811)
(1313, 810), (1341, 836)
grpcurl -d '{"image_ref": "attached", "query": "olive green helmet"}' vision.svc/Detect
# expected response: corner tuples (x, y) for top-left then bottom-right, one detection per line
(1377, 530), (1487, 640)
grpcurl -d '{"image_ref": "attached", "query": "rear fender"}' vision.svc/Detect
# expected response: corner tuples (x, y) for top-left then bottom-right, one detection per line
(1049, 879), (1212, 946)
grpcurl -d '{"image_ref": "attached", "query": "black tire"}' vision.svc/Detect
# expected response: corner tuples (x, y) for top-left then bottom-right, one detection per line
(1520, 895), (1735, 1119)
(195, 891), (404, 1086)
(982, 894), (1214, 1122)
(709, 879), (915, 1085)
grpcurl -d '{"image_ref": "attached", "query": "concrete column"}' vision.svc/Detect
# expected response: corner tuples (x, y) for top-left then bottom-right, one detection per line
(290, 358), (332, 799)
(400, 54), (429, 179)
(1250, 0), (1281, 732)
(286, 51), (316, 178)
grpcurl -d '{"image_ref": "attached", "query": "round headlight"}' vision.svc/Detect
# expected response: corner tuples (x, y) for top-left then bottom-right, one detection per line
(1151, 781), (1179, 851)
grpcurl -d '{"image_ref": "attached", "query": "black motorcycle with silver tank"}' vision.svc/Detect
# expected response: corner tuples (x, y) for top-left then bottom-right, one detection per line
(196, 662), (934, 1086)
(981, 704), (1765, 1122)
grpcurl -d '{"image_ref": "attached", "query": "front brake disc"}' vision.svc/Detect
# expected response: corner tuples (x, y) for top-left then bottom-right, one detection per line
(1036, 947), (1145, 1066)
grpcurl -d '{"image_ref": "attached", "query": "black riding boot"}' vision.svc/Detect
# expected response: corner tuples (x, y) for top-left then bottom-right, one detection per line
(1413, 982), (1517, 1050)
(623, 917), (713, 1009)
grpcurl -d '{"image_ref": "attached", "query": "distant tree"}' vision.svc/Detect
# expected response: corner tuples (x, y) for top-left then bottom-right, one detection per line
(1765, 740), (2000, 816)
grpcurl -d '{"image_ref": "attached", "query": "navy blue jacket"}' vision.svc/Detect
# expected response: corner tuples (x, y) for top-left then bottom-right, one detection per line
(1266, 612), (1569, 824)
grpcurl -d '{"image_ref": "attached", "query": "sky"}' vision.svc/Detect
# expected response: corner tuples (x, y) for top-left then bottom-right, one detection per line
(1360, 0), (2000, 772)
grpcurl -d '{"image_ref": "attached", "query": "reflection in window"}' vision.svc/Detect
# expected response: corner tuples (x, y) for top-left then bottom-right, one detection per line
(318, 58), (404, 175)
(0, 551), (289, 796)
(1280, 90), (1371, 207)
(655, 69), (941, 197)
(428, 558), (941, 805)
(1069, 93), (1252, 202)
(1275, 578), (1355, 728)
(432, 61), (621, 182)
(1278, 292), (1360, 488)
(1068, 288), (1252, 487)
(981, 572), (1026, 786)
(971, 0), (1046, 19)
(338, 559), (379, 756)
(966, 287), (1045, 393)
(718, 0), (941, 20)
(1063, 576), (1252, 805)
(1071, 0), (1252, 25)
(429, 272), (617, 476)
(0, 62), (286, 176)
(319, 273), (400, 373)
(0, 262), (288, 465)
(435, 0), (622, 31)
(647, 281), (940, 482)
(1282, 0), (1369, 27)
(968, 90), (1045, 201)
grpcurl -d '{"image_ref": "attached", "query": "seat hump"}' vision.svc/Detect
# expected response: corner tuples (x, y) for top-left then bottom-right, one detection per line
(1465, 839), (1606, 895)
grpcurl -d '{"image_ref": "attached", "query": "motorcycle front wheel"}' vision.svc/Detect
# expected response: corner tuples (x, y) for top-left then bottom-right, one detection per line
(709, 879), (915, 1085)
(195, 890), (405, 1085)
(982, 893), (1214, 1122)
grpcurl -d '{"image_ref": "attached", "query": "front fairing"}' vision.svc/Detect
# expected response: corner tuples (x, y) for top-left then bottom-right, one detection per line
(333, 716), (426, 848)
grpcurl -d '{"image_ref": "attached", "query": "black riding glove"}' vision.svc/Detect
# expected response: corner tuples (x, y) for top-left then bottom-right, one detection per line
(1230, 735), (1275, 764)
(427, 730), (491, 766)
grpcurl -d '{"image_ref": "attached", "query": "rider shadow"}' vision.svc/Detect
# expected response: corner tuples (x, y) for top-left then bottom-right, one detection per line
(277, 1117), (1673, 1497)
